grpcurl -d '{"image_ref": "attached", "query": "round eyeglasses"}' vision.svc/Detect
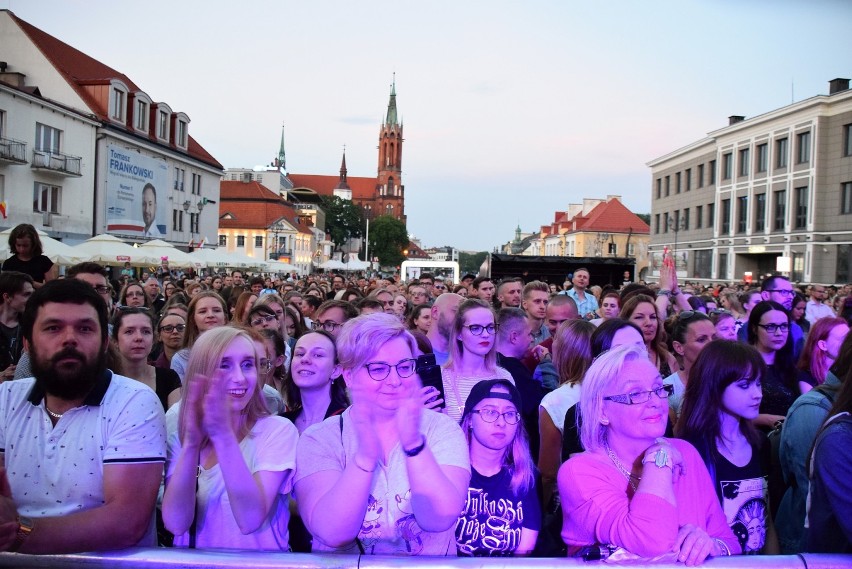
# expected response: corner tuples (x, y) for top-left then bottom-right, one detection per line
(462, 324), (498, 336)
(364, 358), (418, 381)
(472, 409), (521, 424)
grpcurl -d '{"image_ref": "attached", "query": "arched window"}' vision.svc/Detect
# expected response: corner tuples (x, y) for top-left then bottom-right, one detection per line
(387, 176), (394, 195)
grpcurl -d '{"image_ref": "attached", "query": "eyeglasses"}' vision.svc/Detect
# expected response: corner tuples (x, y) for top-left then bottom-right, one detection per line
(765, 289), (795, 297)
(473, 409), (521, 424)
(463, 324), (498, 336)
(709, 309), (732, 316)
(250, 314), (277, 327)
(117, 306), (151, 313)
(757, 323), (789, 334)
(92, 285), (111, 295)
(159, 324), (186, 334)
(604, 384), (674, 405)
(259, 359), (275, 372)
(125, 291), (146, 298)
(364, 358), (417, 381)
(312, 320), (343, 333)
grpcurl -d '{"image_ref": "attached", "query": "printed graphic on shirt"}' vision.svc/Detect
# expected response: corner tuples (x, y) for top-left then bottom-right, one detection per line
(359, 494), (383, 551)
(357, 490), (425, 555)
(456, 485), (525, 556)
(720, 476), (769, 554)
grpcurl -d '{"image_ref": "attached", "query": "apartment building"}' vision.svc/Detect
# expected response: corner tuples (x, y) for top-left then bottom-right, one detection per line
(648, 78), (852, 285)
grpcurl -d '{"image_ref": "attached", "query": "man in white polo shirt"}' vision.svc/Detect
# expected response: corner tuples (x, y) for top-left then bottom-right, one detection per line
(0, 279), (166, 553)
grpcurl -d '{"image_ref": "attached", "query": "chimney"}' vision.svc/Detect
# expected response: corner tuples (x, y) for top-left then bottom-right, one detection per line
(829, 78), (850, 95)
(728, 115), (745, 126)
(0, 62), (27, 89)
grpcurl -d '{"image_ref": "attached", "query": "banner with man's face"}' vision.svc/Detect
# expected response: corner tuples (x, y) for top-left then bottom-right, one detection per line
(105, 144), (168, 237)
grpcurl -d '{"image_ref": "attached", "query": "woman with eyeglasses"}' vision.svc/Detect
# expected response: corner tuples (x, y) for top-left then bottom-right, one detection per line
(677, 341), (780, 555)
(664, 311), (717, 419)
(153, 312), (187, 370)
(171, 291), (229, 383)
(294, 313), (470, 555)
(747, 301), (798, 429)
(248, 304), (280, 331)
(111, 307), (181, 411)
(162, 326), (298, 550)
(456, 379), (539, 556)
(559, 344), (739, 563)
(119, 281), (149, 309)
(441, 299), (513, 423)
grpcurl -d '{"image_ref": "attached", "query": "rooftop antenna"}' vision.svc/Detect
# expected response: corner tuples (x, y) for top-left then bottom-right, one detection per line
(791, 78), (794, 104)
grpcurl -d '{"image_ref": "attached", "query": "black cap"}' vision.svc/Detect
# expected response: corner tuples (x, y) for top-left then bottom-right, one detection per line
(462, 379), (523, 419)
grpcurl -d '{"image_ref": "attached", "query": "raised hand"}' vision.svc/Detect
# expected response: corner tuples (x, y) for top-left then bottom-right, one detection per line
(348, 383), (380, 471)
(418, 385), (444, 411)
(181, 373), (207, 448)
(201, 372), (235, 443)
(396, 371), (424, 450)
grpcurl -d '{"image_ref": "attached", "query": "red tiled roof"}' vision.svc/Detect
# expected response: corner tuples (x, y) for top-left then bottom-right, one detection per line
(219, 181), (312, 234)
(9, 11), (222, 170)
(405, 241), (430, 259)
(288, 173), (377, 201)
(575, 199), (650, 234)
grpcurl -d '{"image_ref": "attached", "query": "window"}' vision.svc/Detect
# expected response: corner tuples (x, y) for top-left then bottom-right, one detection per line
(190, 213), (199, 234)
(685, 168), (692, 191)
(177, 120), (188, 148)
(739, 148), (750, 177)
(694, 250), (712, 279)
(708, 203), (715, 228)
(627, 243), (635, 256)
(676, 172), (682, 193)
(157, 111), (169, 140)
(191, 173), (201, 195)
(32, 182), (60, 213)
(654, 214), (660, 234)
(255, 236), (263, 248)
(709, 160), (717, 184)
(755, 194), (766, 231)
(844, 124), (852, 157)
(776, 138), (788, 168)
(656, 178), (661, 199)
(607, 243), (617, 256)
(697, 164), (705, 188)
(673, 210), (680, 231)
(842, 182), (852, 214)
(135, 100), (148, 131)
(218, 235), (227, 247)
(757, 143), (768, 173)
(796, 132), (811, 164)
(721, 199), (731, 233)
(774, 190), (787, 230)
(682, 207), (690, 230)
(737, 196), (748, 233)
(718, 253), (728, 280)
(172, 210), (184, 232)
(723, 153), (733, 180)
(696, 205), (703, 229)
(236, 236), (245, 247)
(174, 167), (185, 191)
(111, 88), (125, 120)
(35, 123), (61, 153)
(663, 212), (669, 233)
(795, 186), (808, 229)
(665, 176), (670, 196)
(792, 252), (804, 283)
(839, 244), (852, 283)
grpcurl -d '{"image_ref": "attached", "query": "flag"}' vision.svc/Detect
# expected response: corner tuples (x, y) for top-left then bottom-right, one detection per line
(0, 202), (6, 219)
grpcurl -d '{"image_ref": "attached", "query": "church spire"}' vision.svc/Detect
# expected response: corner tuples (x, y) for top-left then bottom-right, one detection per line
(385, 73), (398, 126)
(335, 149), (350, 190)
(276, 123), (286, 170)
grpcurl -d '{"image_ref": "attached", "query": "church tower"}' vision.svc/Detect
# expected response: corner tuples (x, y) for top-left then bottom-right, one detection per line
(376, 76), (405, 223)
(333, 151), (352, 201)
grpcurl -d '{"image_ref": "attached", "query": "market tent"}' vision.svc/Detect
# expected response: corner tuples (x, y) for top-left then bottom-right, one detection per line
(265, 260), (298, 274)
(0, 227), (80, 266)
(318, 259), (346, 270)
(189, 248), (268, 270)
(341, 258), (369, 271)
(70, 234), (151, 266)
(137, 240), (196, 269)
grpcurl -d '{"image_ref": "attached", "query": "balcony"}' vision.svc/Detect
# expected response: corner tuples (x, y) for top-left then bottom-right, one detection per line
(0, 137), (27, 164)
(31, 149), (82, 177)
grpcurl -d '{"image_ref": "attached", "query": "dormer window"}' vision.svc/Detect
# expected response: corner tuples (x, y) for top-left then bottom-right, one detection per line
(111, 88), (125, 121)
(158, 110), (169, 140)
(177, 120), (187, 148)
(173, 112), (190, 150)
(133, 92), (152, 134)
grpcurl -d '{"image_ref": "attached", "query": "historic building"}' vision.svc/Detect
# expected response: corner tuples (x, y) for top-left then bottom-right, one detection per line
(0, 10), (223, 246)
(648, 78), (852, 285)
(288, 80), (406, 224)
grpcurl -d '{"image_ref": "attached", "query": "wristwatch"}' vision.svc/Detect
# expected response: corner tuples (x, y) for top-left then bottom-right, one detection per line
(9, 515), (33, 552)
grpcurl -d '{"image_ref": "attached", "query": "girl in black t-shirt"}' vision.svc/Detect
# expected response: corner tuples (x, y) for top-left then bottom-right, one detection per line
(677, 340), (780, 554)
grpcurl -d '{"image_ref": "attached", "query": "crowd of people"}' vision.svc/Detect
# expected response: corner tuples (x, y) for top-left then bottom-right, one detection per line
(0, 223), (850, 559)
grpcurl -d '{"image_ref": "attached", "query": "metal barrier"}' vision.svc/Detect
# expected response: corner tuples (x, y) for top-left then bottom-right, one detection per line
(0, 550), (849, 569)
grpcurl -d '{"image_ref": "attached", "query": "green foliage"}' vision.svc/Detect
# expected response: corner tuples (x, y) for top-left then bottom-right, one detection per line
(459, 251), (488, 274)
(636, 213), (651, 225)
(368, 215), (409, 267)
(320, 196), (365, 251)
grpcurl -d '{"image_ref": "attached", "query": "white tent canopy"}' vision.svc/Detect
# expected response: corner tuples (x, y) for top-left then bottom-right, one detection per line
(70, 234), (151, 266)
(137, 239), (196, 269)
(341, 258), (369, 271)
(265, 260), (297, 274)
(318, 259), (346, 270)
(0, 227), (80, 266)
(189, 248), (268, 270)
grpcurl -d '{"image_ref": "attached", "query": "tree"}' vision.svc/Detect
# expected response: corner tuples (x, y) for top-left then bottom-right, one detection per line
(459, 251), (488, 274)
(368, 215), (409, 267)
(636, 213), (651, 225)
(320, 196), (365, 252)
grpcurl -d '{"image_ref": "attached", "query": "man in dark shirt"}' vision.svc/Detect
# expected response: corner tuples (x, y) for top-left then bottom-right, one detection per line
(0, 272), (34, 381)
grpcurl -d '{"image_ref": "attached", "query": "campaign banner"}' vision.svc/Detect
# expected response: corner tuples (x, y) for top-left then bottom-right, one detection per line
(105, 145), (168, 237)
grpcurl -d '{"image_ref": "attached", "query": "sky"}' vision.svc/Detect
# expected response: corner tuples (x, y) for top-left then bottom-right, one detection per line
(5, 0), (852, 251)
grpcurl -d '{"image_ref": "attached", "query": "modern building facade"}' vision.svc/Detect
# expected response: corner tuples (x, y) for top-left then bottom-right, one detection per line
(0, 10), (222, 246)
(648, 78), (852, 285)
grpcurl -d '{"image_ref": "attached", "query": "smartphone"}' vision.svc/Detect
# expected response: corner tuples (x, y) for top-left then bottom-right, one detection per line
(416, 353), (445, 409)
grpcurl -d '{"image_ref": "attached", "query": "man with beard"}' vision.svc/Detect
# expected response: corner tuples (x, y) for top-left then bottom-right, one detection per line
(426, 292), (463, 365)
(0, 279), (166, 553)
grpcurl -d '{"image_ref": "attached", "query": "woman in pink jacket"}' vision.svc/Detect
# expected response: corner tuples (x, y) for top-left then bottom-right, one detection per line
(558, 344), (739, 565)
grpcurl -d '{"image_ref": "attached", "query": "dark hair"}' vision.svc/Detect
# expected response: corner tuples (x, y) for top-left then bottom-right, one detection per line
(66, 262), (108, 279)
(249, 276), (265, 287)
(142, 182), (156, 200)
(316, 299), (359, 321)
(686, 295), (707, 312)
(0, 271), (34, 298)
(247, 304), (276, 322)
(668, 311), (712, 346)
(284, 304), (307, 340)
(590, 318), (643, 357)
(258, 327), (287, 393)
(747, 300), (796, 390)
(472, 276), (492, 290)
(110, 307), (156, 340)
(677, 341), (765, 460)
(8, 224), (43, 257)
(118, 281), (150, 308)
(760, 274), (789, 292)
(284, 330), (345, 413)
(406, 303), (431, 331)
(302, 295), (322, 311)
(355, 297), (384, 312)
(22, 279), (108, 344)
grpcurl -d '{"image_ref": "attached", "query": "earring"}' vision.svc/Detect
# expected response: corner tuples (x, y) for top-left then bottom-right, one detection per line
(600, 419), (609, 425)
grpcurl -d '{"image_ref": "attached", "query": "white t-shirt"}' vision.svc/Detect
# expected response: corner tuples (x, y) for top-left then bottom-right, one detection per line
(664, 371), (686, 418)
(166, 415), (298, 550)
(540, 382), (583, 435)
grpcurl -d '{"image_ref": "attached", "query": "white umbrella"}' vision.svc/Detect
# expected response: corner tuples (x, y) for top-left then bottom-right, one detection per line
(0, 227), (80, 266)
(70, 234), (151, 266)
(137, 239), (195, 269)
(266, 260), (297, 273)
(342, 258), (369, 271)
(318, 259), (346, 270)
(190, 248), (268, 270)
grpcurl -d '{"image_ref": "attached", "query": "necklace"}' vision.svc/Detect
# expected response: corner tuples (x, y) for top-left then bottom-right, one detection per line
(44, 403), (63, 420)
(605, 441), (640, 493)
